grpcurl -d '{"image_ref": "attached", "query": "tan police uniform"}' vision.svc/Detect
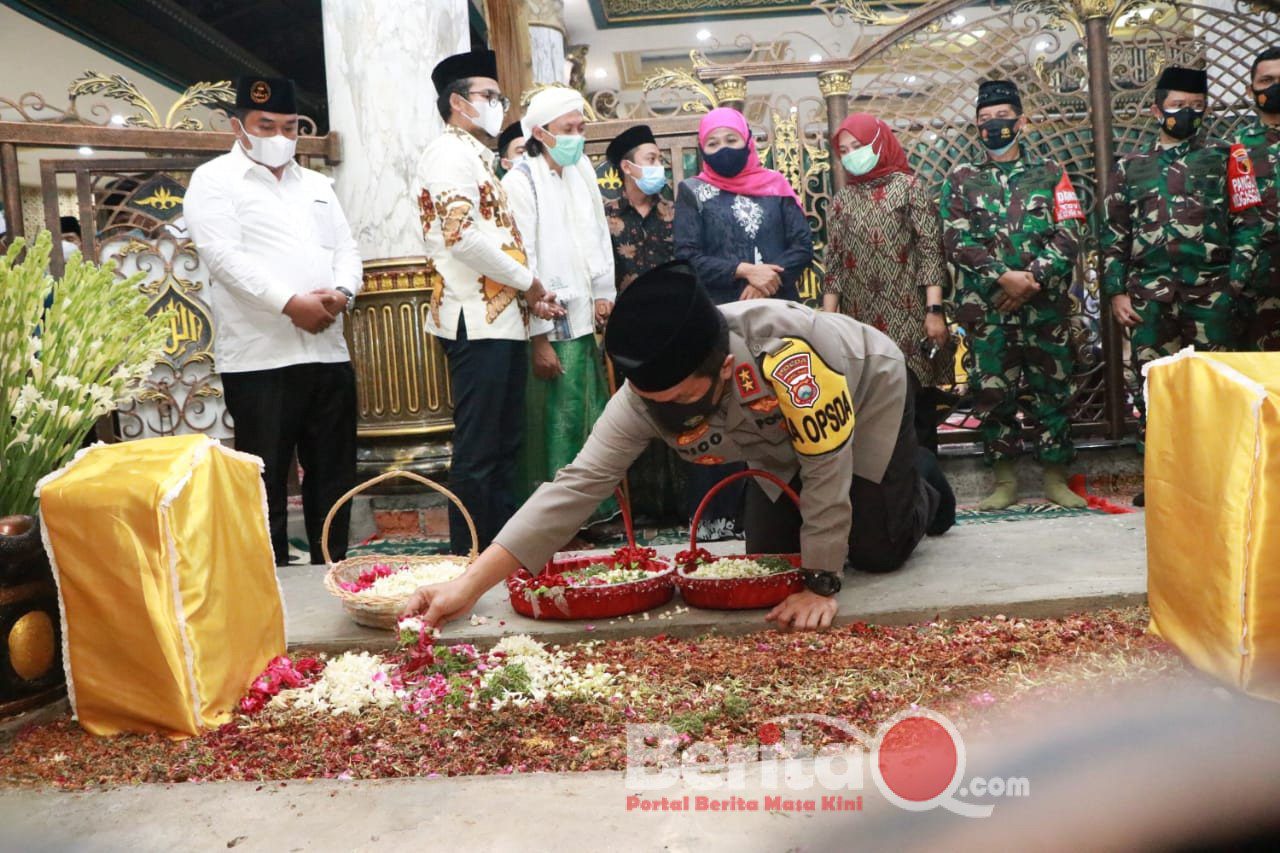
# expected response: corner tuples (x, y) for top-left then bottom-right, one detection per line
(495, 299), (946, 576)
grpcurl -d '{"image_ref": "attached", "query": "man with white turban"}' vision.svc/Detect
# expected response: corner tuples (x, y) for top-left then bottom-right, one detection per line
(502, 86), (618, 522)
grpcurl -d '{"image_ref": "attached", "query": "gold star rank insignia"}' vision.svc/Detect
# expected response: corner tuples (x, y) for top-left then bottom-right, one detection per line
(736, 363), (759, 396)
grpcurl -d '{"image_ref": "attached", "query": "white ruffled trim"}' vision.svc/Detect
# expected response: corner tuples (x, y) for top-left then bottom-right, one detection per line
(159, 437), (210, 729)
(32, 442), (103, 498)
(1143, 348), (1268, 665)
(38, 514), (79, 721)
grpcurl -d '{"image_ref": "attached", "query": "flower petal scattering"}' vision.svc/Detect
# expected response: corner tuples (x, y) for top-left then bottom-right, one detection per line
(337, 560), (468, 595)
(0, 608), (1193, 789)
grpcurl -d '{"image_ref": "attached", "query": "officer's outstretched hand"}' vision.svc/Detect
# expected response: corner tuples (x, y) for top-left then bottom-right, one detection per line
(766, 590), (838, 631)
(400, 576), (482, 632)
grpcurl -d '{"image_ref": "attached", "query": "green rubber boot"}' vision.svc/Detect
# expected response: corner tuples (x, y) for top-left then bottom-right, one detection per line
(1042, 463), (1087, 509)
(978, 459), (1019, 511)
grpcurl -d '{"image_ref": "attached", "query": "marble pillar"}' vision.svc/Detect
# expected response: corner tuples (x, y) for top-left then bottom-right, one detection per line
(527, 0), (567, 85)
(321, 0), (470, 477)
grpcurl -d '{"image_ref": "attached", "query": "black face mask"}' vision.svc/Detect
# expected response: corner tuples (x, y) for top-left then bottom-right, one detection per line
(978, 117), (1020, 151)
(645, 375), (725, 433)
(1160, 107), (1204, 140)
(1254, 83), (1280, 115)
(703, 146), (749, 178)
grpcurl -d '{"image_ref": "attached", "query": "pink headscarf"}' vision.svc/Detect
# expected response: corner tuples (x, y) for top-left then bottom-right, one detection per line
(696, 107), (801, 206)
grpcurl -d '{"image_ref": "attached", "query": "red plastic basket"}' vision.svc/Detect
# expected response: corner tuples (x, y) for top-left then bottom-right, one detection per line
(506, 489), (674, 620)
(674, 469), (805, 610)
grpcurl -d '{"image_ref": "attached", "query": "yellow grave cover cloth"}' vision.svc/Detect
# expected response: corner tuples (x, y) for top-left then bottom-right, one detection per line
(1144, 350), (1280, 701)
(37, 434), (285, 736)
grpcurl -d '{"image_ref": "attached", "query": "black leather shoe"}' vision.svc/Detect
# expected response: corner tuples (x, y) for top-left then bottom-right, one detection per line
(1133, 491), (1145, 507)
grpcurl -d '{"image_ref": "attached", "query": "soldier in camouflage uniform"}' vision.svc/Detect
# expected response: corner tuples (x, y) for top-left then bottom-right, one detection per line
(940, 79), (1087, 511)
(1237, 47), (1280, 351)
(1101, 66), (1263, 505)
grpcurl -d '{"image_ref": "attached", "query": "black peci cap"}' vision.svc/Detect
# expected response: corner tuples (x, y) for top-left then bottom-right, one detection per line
(605, 261), (725, 393)
(1155, 66), (1208, 95)
(976, 79), (1022, 114)
(605, 124), (658, 170)
(497, 121), (524, 156)
(431, 50), (499, 92)
(234, 76), (297, 114)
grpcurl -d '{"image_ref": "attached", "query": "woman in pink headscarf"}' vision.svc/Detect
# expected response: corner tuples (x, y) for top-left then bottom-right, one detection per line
(673, 107), (814, 307)
(669, 108), (814, 542)
(823, 112), (953, 455)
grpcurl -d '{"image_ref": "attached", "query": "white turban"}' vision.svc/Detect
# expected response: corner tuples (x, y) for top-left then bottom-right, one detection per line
(521, 87), (586, 138)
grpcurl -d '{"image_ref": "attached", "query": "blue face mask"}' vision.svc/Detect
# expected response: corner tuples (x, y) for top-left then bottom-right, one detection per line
(630, 163), (667, 195)
(703, 145), (750, 178)
(546, 132), (585, 167)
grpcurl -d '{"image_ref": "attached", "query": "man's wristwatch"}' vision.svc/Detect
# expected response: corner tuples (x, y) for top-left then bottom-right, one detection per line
(926, 304), (945, 315)
(799, 569), (842, 597)
(336, 287), (355, 313)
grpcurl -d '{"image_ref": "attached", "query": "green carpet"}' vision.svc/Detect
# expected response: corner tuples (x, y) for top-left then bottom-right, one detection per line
(328, 502), (1108, 558)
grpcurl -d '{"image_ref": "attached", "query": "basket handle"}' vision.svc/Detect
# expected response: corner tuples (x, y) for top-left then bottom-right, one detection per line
(615, 486), (637, 550)
(321, 469), (480, 567)
(689, 468), (801, 552)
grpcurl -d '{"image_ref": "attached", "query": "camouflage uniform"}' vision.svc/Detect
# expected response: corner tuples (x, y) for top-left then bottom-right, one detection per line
(1236, 120), (1280, 350)
(940, 145), (1083, 465)
(1100, 135), (1262, 434)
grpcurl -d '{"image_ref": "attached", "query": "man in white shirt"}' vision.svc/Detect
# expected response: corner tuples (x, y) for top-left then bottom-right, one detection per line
(415, 50), (559, 555)
(184, 76), (362, 566)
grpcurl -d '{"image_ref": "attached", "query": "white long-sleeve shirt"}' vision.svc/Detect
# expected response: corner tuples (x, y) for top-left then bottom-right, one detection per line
(414, 126), (534, 341)
(183, 143), (363, 373)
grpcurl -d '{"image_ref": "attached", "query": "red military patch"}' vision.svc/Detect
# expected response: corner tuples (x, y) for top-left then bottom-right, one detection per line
(1052, 172), (1084, 222)
(748, 396), (779, 413)
(692, 455), (726, 465)
(1228, 143), (1263, 213)
(735, 363), (760, 397)
(676, 422), (710, 447)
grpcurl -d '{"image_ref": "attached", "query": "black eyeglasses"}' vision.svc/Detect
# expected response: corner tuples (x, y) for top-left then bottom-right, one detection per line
(467, 90), (511, 111)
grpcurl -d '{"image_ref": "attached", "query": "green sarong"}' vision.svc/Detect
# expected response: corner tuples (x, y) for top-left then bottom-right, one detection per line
(518, 334), (619, 524)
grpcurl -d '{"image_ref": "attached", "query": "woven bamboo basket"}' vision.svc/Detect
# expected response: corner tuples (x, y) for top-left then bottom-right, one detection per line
(674, 469), (805, 610)
(322, 470), (478, 629)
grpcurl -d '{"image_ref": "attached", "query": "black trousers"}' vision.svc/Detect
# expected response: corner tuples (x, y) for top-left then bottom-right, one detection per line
(744, 380), (955, 574)
(221, 361), (357, 566)
(440, 316), (527, 555)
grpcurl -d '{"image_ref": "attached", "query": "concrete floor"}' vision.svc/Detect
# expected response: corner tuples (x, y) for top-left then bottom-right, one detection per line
(283, 511), (1147, 652)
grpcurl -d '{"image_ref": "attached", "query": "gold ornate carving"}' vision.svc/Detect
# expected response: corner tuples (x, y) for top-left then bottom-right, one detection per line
(351, 259), (454, 438)
(817, 70), (854, 99)
(67, 73), (234, 130)
(812, 0), (911, 26)
(712, 75), (748, 104)
(642, 58), (719, 113)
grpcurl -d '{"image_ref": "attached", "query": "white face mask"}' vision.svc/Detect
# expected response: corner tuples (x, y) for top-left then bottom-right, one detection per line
(237, 124), (298, 169)
(467, 98), (505, 137)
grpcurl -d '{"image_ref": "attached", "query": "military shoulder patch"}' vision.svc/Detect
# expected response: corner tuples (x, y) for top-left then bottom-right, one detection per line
(1053, 172), (1084, 222)
(761, 337), (855, 457)
(1227, 143), (1263, 213)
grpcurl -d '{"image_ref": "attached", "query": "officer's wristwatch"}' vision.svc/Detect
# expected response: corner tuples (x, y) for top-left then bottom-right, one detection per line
(336, 286), (355, 313)
(799, 569), (842, 597)
(926, 304), (945, 315)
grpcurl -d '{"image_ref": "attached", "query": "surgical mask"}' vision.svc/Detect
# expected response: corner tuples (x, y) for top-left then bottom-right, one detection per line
(979, 118), (1020, 152)
(703, 146), (749, 178)
(1253, 83), (1280, 114)
(645, 375), (725, 433)
(1160, 107), (1204, 140)
(630, 163), (667, 195)
(546, 132), (586, 167)
(468, 98), (505, 137)
(841, 145), (880, 176)
(238, 128), (297, 168)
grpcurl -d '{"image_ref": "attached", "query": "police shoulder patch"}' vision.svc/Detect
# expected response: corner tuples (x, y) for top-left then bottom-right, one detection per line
(760, 337), (855, 457)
